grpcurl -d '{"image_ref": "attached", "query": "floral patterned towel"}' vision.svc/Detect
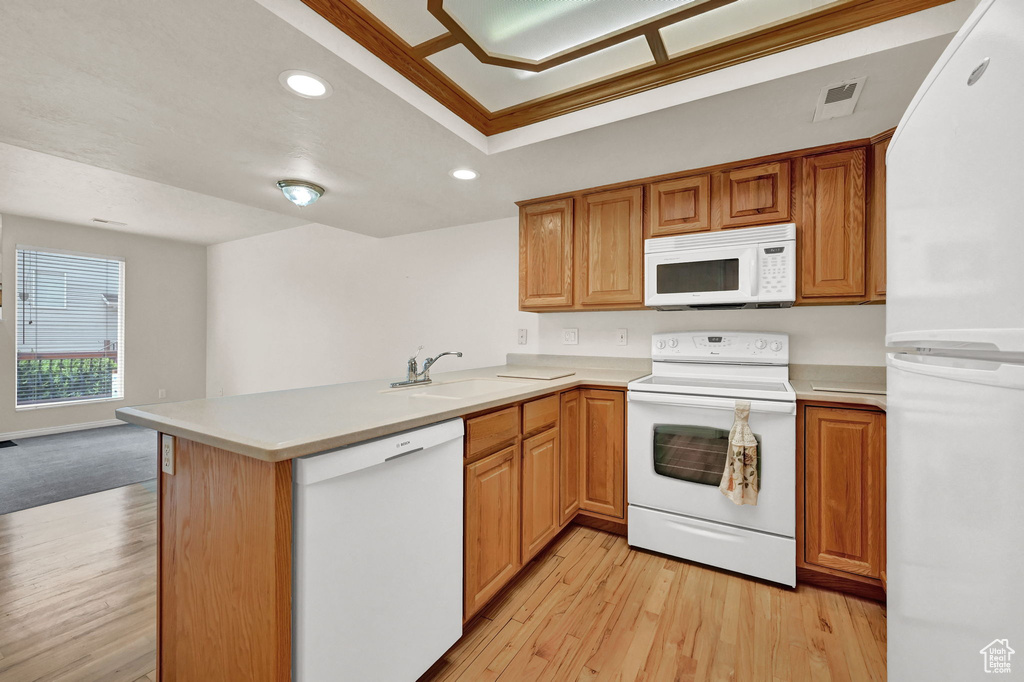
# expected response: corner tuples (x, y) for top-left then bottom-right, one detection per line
(720, 400), (759, 506)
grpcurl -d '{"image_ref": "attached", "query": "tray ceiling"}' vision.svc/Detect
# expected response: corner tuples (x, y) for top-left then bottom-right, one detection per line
(301, 0), (955, 134)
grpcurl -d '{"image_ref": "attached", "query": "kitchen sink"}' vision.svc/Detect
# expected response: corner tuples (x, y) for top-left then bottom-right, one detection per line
(386, 378), (534, 400)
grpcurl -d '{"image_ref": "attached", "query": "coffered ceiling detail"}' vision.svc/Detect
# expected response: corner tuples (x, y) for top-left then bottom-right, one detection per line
(305, 0), (951, 134)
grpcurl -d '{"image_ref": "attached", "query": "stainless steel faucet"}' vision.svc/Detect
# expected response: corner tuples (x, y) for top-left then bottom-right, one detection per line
(391, 347), (464, 388)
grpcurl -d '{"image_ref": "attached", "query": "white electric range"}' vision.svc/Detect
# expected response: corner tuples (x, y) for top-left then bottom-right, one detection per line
(627, 331), (796, 586)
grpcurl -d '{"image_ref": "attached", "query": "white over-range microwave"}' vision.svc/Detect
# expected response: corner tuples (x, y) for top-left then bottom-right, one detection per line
(644, 223), (796, 310)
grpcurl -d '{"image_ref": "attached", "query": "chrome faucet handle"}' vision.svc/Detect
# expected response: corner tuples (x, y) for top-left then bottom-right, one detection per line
(407, 346), (424, 379)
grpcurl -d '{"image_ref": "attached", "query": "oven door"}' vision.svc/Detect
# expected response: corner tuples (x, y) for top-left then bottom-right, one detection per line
(627, 391), (795, 537)
(644, 245), (758, 308)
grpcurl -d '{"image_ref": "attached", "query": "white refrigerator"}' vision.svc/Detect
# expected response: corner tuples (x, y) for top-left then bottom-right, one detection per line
(886, 0), (1024, 679)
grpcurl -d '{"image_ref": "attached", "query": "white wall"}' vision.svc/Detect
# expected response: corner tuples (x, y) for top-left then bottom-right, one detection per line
(207, 217), (886, 398)
(0, 214), (207, 437)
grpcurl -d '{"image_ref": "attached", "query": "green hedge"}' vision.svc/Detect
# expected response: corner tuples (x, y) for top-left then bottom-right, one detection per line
(17, 357), (116, 404)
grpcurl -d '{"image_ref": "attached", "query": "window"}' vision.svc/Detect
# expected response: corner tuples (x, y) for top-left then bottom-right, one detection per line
(16, 247), (125, 408)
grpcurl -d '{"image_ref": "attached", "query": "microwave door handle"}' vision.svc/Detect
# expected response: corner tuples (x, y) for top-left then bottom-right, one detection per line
(750, 250), (759, 296)
(628, 391), (796, 415)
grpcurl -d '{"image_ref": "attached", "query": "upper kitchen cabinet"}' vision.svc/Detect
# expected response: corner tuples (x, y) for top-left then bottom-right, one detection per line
(646, 174), (711, 237)
(868, 134), (892, 302)
(798, 148), (867, 301)
(719, 161), (792, 228)
(577, 187), (644, 307)
(519, 198), (574, 309)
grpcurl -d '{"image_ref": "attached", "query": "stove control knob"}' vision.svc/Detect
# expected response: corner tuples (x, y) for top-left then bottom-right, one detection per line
(656, 340), (666, 350)
(754, 338), (767, 350)
(770, 340), (783, 352)
(668, 338), (679, 348)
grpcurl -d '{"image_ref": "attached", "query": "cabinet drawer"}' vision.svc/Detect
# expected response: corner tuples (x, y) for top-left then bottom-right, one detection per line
(522, 395), (559, 437)
(466, 406), (519, 458)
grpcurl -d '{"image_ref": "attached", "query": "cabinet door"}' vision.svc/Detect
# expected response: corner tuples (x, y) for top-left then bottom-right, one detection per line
(522, 428), (560, 562)
(804, 407), (885, 578)
(520, 199), (573, 309)
(799, 148), (867, 299)
(579, 389), (625, 518)
(720, 161), (791, 228)
(647, 174), (711, 237)
(465, 444), (520, 620)
(577, 187), (644, 306)
(868, 137), (890, 302)
(558, 390), (581, 526)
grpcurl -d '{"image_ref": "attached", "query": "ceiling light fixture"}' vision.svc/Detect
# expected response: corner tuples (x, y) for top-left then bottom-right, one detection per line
(279, 70), (332, 99)
(277, 180), (325, 207)
(450, 168), (478, 180)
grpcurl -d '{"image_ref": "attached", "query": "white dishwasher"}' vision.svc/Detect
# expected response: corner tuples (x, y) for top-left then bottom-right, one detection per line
(293, 419), (464, 681)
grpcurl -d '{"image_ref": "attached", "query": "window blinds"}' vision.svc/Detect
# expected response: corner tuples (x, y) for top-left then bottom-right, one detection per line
(16, 247), (125, 407)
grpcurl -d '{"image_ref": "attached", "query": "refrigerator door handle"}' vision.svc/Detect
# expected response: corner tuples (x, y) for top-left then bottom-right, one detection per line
(886, 328), (1024, 353)
(887, 352), (1024, 390)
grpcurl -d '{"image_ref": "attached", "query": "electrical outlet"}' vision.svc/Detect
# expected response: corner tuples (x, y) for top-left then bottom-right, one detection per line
(517, 329), (528, 345)
(616, 328), (628, 346)
(161, 435), (175, 475)
(158, 388), (167, 399)
(562, 328), (579, 345)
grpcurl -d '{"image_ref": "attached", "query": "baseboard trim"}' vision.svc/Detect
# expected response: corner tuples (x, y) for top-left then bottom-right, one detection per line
(0, 418), (126, 441)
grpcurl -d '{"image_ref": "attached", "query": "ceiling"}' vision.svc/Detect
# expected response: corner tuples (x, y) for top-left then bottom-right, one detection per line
(0, 0), (974, 244)
(302, 0), (957, 133)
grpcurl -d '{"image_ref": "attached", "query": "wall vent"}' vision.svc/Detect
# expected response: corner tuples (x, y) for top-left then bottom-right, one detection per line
(813, 77), (866, 122)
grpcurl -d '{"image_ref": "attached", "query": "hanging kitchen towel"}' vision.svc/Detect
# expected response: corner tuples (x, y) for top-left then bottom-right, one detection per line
(720, 400), (759, 506)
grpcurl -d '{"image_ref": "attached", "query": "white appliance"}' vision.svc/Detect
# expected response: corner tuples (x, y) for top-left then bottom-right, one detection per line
(644, 223), (796, 310)
(292, 420), (464, 681)
(886, 1), (1024, 679)
(627, 331), (796, 586)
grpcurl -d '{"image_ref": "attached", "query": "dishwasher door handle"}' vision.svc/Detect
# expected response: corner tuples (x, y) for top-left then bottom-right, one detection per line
(384, 446), (424, 462)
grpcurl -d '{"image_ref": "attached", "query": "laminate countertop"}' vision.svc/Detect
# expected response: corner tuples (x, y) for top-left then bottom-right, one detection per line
(789, 364), (887, 411)
(116, 361), (649, 463)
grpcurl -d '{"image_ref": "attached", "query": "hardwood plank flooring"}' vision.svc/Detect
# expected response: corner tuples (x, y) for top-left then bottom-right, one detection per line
(423, 526), (887, 682)
(0, 482), (157, 682)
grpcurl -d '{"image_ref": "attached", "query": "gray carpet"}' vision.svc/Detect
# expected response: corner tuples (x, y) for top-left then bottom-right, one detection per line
(0, 423), (157, 515)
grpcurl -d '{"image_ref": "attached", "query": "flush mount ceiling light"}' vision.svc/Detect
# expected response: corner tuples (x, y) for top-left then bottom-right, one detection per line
(279, 70), (332, 99)
(277, 180), (325, 207)
(450, 168), (478, 180)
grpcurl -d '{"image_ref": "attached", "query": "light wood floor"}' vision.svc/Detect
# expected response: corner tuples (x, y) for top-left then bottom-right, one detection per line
(423, 525), (887, 682)
(0, 482), (157, 682)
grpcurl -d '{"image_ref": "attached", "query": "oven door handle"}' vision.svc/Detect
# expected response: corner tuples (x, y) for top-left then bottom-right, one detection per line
(627, 391), (796, 415)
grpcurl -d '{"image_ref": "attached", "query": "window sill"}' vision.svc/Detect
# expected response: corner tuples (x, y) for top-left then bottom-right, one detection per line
(16, 396), (125, 411)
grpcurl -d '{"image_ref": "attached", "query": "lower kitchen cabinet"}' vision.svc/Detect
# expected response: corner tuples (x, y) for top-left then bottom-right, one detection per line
(464, 444), (521, 620)
(521, 427), (560, 562)
(799, 402), (886, 599)
(558, 390), (582, 525)
(579, 389), (626, 519)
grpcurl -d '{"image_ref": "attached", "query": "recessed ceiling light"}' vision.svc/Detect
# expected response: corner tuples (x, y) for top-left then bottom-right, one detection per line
(279, 70), (332, 99)
(277, 180), (325, 207)
(450, 169), (478, 180)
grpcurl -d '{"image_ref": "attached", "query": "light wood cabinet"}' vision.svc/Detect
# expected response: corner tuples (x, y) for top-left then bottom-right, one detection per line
(579, 389), (626, 519)
(464, 444), (521, 620)
(577, 187), (644, 307)
(799, 148), (867, 300)
(719, 161), (792, 228)
(558, 390), (581, 526)
(868, 135), (890, 302)
(521, 428), (561, 563)
(802, 405), (885, 581)
(647, 174), (711, 237)
(519, 198), (573, 308)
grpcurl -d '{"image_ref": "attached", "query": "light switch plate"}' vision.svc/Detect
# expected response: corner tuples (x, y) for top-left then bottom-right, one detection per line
(562, 328), (579, 345)
(161, 434), (175, 475)
(616, 328), (628, 346)
(517, 329), (528, 345)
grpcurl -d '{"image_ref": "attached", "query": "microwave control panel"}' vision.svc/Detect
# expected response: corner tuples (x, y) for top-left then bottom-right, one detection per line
(756, 241), (796, 302)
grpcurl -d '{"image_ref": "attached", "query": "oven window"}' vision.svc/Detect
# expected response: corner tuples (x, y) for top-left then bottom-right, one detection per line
(657, 259), (739, 294)
(653, 425), (762, 486)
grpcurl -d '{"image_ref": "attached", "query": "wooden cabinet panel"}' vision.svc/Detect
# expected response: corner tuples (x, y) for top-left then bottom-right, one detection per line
(804, 406), (885, 579)
(558, 390), (581, 526)
(521, 428), (561, 562)
(522, 395), (559, 437)
(465, 444), (521, 620)
(579, 389), (625, 518)
(868, 136), (890, 302)
(577, 187), (644, 306)
(720, 161), (791, 228)
(519, 199), (573, 308)
(800, 148), (867, 299)
(647, 174), (711, 237)
(466, 406), (519, 460)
